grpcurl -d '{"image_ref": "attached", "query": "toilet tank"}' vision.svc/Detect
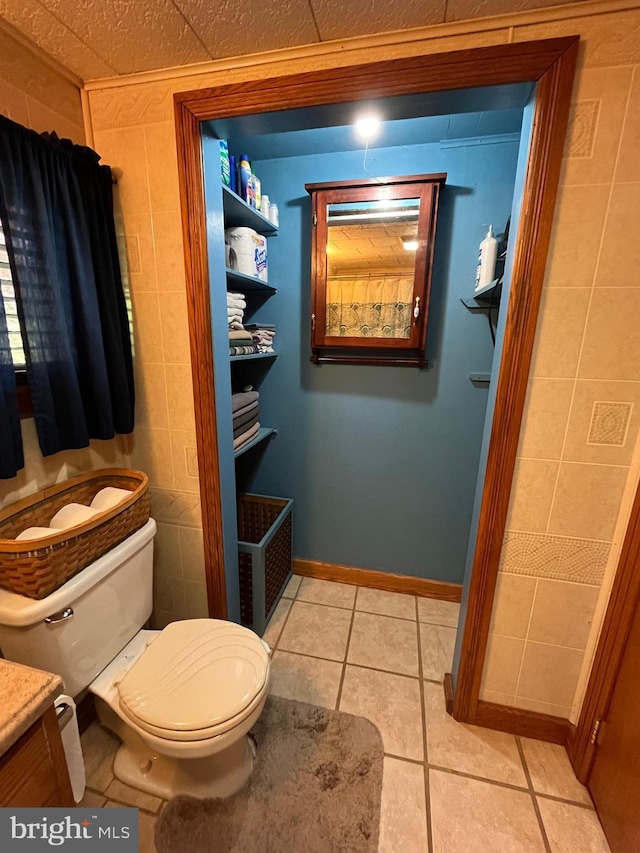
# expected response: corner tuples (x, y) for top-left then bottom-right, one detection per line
(0, 518), (156, 697)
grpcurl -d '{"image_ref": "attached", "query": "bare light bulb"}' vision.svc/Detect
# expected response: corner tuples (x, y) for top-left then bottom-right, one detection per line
(355, 115), (381, 140)
(403, 239), (419, 252)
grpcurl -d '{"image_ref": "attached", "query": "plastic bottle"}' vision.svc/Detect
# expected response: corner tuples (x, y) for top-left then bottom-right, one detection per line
(220, 140), (230, 187)
(239, 154), (252, 203)
(269, 203), (279, 227)
(475, 225), (498, 291)
(261, 194), (270, 220)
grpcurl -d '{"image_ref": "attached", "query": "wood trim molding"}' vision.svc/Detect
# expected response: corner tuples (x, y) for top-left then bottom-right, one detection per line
(444, 673), (455, 716)
(474, 700), (573, 746)
(293, 558), (462, 602)
(568, 480), (640, 783)
(172, 35), (578, 714)
(174, 98), (227, 618)
(451, 37), (578, 723)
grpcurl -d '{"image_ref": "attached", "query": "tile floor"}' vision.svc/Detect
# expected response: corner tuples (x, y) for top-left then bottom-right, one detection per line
(80, 576), (611, 852)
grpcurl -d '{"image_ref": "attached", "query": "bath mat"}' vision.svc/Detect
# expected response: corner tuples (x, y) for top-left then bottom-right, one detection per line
(154, 695), (384, 853)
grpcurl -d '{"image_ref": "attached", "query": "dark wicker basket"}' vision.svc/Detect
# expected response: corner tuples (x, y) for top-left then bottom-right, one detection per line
(237, 493), (293, 634)
(0, 468), (149, 599)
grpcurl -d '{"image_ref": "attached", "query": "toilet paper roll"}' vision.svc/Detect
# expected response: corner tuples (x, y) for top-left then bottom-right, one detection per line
(49, 503), (101, 530)
(55, 693), (86, 803)
(90, 486), (133, 512)
(15, 527), (56, 541)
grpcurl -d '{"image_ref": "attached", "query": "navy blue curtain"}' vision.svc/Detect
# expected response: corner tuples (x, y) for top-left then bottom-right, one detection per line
(0, 116), (134, 474)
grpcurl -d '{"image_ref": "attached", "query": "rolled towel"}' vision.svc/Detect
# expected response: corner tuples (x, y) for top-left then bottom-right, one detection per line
(15, 527), (57, 541)
(233, 413), (259, 439)
(49, 503), (101, 530)
(232, 390), (259, 413)
(90, 486), (133, 512)
(233, 421), (260, 450)
(229, 328), (251, 341)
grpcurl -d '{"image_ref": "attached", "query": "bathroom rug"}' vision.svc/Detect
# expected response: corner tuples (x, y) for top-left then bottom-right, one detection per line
(154, 695), (384, 852)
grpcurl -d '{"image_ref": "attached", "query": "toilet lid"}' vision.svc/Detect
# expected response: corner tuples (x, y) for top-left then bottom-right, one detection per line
(117, 619), (269, 734)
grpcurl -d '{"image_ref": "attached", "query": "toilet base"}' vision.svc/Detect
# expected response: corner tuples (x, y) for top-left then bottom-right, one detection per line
(113, 734), (256, 800)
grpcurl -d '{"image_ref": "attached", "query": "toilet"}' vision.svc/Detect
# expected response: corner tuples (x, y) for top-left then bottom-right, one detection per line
(0, 518), (271, 800)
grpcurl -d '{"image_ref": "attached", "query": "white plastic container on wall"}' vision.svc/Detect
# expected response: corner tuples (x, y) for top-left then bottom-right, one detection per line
(225, 227), (268, 281)
(475, 225), (498, 291)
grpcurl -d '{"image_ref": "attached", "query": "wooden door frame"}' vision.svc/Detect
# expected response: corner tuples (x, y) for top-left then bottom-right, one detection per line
(173, 36), (579, 724)
(568, 479), (640, 783)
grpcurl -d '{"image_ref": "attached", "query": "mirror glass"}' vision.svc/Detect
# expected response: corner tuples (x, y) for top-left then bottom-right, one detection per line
(325, 199), (420, 339)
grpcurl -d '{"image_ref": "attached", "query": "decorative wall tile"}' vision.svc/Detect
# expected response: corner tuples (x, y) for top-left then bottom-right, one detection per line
(566, 100), (599, 158)
(562, 67), (632, 187)
(500, 530), (610, 586)
(148, 487), (202, 527)
(184, 446), (198, 478)
(588, 401), (633, 447)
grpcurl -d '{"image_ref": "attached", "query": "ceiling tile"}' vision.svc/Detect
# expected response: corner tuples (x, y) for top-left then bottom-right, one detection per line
(174, 0), (320, 59)
(311, 0), (446, 41)
(446, 0), (583, 23)
(37, 0), (212, 75)
(0, 0), (117, 79)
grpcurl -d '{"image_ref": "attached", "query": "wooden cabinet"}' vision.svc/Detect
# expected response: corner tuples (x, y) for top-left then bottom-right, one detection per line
(306, 174), (445, 367)
(0, 704), (74, 807)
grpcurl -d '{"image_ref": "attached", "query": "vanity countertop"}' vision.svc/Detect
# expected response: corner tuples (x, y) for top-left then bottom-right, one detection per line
(0, 658), (62, 755)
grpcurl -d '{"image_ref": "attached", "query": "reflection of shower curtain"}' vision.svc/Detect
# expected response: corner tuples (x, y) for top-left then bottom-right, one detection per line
(325, 275), (414, 338)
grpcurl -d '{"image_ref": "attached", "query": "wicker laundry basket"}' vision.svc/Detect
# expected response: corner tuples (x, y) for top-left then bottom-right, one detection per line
(237, 493), (293, 635)
(0, 468), (149, 600)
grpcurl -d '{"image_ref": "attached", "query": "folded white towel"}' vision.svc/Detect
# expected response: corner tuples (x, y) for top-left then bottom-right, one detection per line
(90, 486), (133, 512)
(49, 503), (101, 530)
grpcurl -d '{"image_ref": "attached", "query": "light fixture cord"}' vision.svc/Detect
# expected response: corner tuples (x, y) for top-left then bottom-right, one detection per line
(362, 138), (384, 184)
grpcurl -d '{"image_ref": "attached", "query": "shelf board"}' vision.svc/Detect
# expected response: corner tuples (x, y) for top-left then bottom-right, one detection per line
(461, 278), (502, 309)
(230, 351), (277, 363)
(234, 426), (276, 459)
(226, 268), (276, 294)
(222, 185), (278, 235)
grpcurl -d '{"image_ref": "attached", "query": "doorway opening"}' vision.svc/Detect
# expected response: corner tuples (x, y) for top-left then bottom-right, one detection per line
(173, 37), (579, 726)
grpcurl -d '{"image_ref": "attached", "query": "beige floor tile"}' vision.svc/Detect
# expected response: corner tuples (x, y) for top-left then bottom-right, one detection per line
(104, 779), (163, 814)
(139, 812), (158, 853)
(297, 577), (356, 608)
(521, 739), (592, 805)
(537, 798), (610, 852)
(270, 650), (343, 708)
(348, 611), (419, 676)
(379, 757), (428, 853)
(81, 722), (120, 793)
(261, 597), (292, 648)
(419, 623), (457, 681)
(417, 598), (460, 628)
(79, 789), (107, 807)
(278, 601), (352, 661)
(339, 665), (423, 761)
(356, 587), (417, 620)
(429, 769), (546, 853)
(282, 574), (302, 599)
(424, 682), (527, 787)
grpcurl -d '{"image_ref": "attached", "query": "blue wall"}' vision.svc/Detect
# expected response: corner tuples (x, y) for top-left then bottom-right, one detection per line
(224, 136), (520, 584)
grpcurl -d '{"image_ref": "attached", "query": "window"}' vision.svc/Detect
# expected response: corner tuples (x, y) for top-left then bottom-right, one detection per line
(0, 220), (31, 417)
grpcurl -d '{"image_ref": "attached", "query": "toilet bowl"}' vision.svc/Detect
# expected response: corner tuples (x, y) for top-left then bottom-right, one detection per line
(0, 519), (272, 800)
(91, 621), (270, 799)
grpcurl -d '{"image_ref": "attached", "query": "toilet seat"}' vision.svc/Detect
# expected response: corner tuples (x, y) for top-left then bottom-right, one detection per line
(117, 619), (269, 743)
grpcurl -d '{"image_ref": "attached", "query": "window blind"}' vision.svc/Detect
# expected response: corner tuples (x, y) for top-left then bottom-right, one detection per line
(0, 222), (26, 367)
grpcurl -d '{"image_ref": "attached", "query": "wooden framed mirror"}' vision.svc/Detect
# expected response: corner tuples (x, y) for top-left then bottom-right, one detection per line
(306, 173), (446, 366)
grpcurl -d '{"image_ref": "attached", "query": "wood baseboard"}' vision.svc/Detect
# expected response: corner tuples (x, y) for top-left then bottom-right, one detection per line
(293, 558), (462, 602)
(473, 700), (573, 745)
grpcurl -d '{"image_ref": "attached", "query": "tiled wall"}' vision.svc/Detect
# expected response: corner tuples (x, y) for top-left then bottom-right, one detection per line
(86, 3), (640, 703)
(0, 28), (131, 511)
(481, 54), (640, 718)
(93, 121), (209, 627)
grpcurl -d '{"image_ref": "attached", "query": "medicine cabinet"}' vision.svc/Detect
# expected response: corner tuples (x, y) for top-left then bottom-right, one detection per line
(306, 173), (446, 367)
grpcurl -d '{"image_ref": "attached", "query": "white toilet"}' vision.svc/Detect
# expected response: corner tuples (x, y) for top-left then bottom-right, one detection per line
(0, 518), (271, 800)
